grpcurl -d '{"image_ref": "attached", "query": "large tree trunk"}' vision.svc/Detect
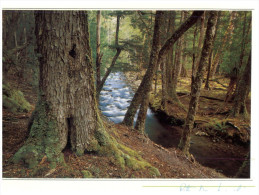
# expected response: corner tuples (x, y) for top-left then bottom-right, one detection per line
(123, 11), (204, 128)
(96, 11), (102, 87)
(179, 11), (218, 157)
(232, 52), (251, 117)
(12, 11), (103, 168)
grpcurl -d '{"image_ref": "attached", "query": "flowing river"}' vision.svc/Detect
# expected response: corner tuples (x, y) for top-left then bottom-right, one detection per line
(99, 72), (249, 178)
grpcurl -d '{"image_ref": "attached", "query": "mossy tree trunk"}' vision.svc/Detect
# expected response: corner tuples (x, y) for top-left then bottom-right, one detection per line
(12, 11), (102, 168)
(123, 11), (204, 128)
(179, 11), (218, 157)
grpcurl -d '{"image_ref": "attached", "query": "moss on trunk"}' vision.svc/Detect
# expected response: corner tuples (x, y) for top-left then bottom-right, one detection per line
(12, 94), (63, 168)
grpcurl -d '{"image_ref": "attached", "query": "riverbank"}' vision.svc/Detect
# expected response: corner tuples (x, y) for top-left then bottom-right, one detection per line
(3, 73), (228, 178)
(124, 70), (250, 178)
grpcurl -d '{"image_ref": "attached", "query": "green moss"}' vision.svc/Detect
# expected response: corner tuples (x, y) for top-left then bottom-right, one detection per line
(147, 166), (161, 177)
(82, 170), (93, 178)
(3, 83), (31, 113)
(12, 94), (62, 169)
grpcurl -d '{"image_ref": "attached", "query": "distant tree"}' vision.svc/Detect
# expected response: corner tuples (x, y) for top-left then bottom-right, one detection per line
(179, 11), (219, 158)
(96, 12), (122, 97)
(3, 11), (38, 84)
(211, 11), (237, 78)
(161, 11), (176, 105)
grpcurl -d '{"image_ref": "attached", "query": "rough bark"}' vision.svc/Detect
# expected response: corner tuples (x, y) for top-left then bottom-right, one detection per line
(232, 52), (251, 117)
(161, 11), (175, 103)
(179, 11), (218, 157)
(180, 11), (188, 77)
(134, 11), (164, 131)
(123, 11), (204, 128)
(96, 10), (102, 87)
(204, 13), (219, 90)
(165, 11), (176, 97)
(12, 11), (103, 168)
(191, 22), (198, 83)
(193, 12), (206, 75)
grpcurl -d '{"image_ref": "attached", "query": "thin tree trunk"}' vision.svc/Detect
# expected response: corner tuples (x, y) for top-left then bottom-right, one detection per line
(134, 11), (164, 132)
(96, 10), (102, 87)
(192, 22), (198, 83)
(194, 12), (206, 75)
(96, 48), (121, 96)
(123, 11), (204, 128)
(204, 51), (213, 90)
(166, 11), (176, 98)
(180, 13), (188, 78)
(179, 11), (218, 157)
(96, 14), (121, 98)
(204, 11), (220, 89)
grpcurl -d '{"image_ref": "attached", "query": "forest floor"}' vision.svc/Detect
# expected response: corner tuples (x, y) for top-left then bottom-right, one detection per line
(2, 71), (250, 178)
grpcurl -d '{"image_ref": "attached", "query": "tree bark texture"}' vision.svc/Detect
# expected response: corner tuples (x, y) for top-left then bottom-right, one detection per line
(179, 11), (218, 156)
(134, 11), (164, 131)
(204, 13), (219, 90)
(123, 11), (204, 128)
(180, 12), (188, 77)
(232, 52), (251, 116)
(193, 12), (206, 76)
(13, 11), (101, 167)
(161, 11), (175, 102)
(96, 10), (102, 87)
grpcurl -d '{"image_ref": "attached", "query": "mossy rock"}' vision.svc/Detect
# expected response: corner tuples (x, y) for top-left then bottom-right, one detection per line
(2, 83), (31, 113)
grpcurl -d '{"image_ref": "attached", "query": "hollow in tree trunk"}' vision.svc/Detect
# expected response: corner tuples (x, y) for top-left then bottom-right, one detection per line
(12, 11), (108, 168)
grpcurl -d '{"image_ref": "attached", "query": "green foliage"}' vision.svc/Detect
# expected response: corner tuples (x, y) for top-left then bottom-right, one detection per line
(3, 83), (31, 113)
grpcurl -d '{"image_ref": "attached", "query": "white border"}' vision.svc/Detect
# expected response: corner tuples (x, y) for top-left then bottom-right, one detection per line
(1, 0), (259, 195)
